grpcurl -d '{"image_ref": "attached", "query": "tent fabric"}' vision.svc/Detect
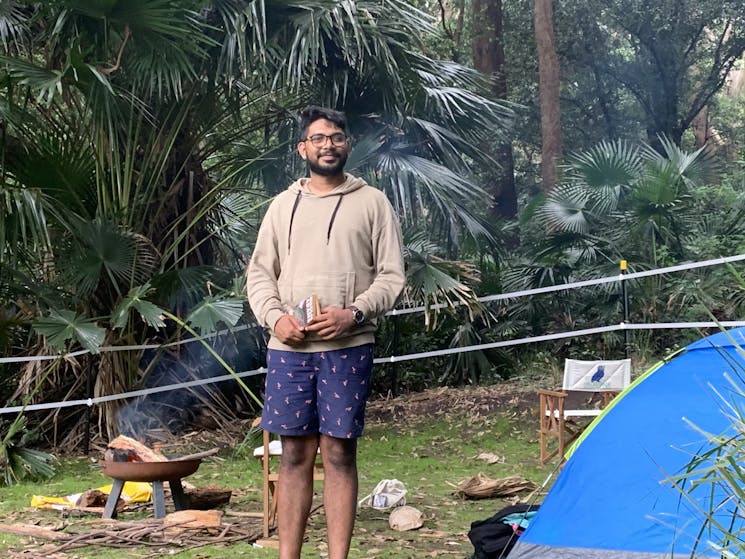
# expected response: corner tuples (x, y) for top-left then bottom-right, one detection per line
(510, 327), (745, 559)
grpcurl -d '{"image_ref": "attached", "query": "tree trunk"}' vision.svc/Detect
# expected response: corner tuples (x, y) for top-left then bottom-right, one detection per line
(534, 0), (562, 193)
(453, 0), (466, 57)
(472, 0), (518, 220)
(691, 105), (709, 149)
(729, 55), (745, 98)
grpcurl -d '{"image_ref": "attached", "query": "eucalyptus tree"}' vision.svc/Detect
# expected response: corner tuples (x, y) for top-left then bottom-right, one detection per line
(605, 0), (745, 147)
(0, 0), (513, 441)
(472, 0), (518, 220)
(534, 0), (562, 193)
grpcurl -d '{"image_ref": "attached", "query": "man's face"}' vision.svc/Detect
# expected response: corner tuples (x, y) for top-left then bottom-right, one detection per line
(297, 118), (350, 177)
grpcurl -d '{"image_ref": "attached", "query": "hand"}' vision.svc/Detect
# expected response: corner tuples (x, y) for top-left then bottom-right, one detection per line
(273, 314), (306, 345)
(304, 306), (355, 340)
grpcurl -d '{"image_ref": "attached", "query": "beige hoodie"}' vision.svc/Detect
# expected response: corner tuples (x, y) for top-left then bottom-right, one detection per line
(246, 173), (405, 352)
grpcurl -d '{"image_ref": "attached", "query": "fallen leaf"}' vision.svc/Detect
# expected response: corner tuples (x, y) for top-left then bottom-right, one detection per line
(475, 451), (503, 464)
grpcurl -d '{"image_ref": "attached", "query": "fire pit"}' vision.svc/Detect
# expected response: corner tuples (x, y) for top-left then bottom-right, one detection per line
(101, 436), (218, 520)
(102, 458), (202, 482)
(101, 459), (201, 519)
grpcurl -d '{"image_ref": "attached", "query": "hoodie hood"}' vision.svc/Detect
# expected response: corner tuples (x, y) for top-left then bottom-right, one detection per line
(286, 173), (368, 250)
(287, 173), (368, 197)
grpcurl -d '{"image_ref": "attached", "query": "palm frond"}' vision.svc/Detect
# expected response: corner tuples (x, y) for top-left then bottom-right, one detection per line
(0, 0), (28, 53)
(540, 183), (591, 234)
(186, 295), (245, 334)
(33, 309), (105, 353)
(0, 55), (64, 104)
(150, 266), (218, 309)
(403, 228), (481, 329)
(62, 221), (155, 300)
(111, 284), (166, 330)
(564, 139), (641, 213)
(0, 415), (55, 486)
(0, 184), (52, 264)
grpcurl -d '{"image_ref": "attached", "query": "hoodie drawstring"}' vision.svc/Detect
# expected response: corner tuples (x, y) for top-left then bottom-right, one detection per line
(287, 191), (345, 251)
(327, 195), (343, 244)
(287, 190), (302, 252)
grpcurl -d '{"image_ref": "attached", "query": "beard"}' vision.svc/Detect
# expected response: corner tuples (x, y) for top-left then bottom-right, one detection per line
(307, 149), (348, 176)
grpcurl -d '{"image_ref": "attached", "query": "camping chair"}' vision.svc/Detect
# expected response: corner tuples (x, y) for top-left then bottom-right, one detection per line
(252, 419), (324, 538)
(538, 358), (631, 464)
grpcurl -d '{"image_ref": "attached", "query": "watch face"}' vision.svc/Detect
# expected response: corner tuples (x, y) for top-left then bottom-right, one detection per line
(353, 309), (364, 324)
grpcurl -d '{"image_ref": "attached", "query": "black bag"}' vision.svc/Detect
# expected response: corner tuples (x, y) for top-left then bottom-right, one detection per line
(467, 503), (540, 559)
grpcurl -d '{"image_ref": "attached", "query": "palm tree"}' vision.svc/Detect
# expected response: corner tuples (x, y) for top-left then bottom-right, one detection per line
(539, 137), (712, 265)
(0, 0), (514, 443)
(505, 136), (743, 356)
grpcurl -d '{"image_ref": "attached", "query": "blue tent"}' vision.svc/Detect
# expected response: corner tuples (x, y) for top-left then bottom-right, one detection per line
(510, 327), (745, 559)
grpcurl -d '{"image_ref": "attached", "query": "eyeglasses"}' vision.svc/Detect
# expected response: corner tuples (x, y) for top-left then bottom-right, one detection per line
(304, 133), (348, 147)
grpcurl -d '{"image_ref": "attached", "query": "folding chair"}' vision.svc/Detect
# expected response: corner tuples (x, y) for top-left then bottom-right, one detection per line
(252, 420), (324, 538)
(538, 358), (631, 464)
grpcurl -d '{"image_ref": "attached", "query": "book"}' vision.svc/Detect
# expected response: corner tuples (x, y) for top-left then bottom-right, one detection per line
(292, 294), (321, 327)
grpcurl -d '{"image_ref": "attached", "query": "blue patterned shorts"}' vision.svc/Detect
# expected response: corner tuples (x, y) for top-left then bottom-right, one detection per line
(259, 344), (374, 439)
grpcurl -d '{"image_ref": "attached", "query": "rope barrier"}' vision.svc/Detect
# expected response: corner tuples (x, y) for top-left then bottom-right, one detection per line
(394, 253), (745, 315)
(3, 320), (744, 415)
(0, 368), (266, 414)
(2, 253), (744, 415)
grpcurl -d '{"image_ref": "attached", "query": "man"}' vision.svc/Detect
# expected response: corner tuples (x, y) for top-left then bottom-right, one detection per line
(246, 106), (405, 559)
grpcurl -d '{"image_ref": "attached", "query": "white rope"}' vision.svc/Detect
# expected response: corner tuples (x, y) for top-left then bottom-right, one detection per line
(2, 253), (744, 415)
(3, 320), (744, 415)
(393, 253), (745, 315)
(0, 367), (266, 414)
(372, 321), (745, 363)
(2, 253), (743, 363)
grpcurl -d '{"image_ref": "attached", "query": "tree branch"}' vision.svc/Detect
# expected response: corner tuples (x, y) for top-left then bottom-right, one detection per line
(99, 25), (131, 76)
(437, 0), (455, 42)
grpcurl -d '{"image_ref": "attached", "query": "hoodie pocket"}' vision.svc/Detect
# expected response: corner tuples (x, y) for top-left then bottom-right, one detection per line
(291, 272), (356, 310)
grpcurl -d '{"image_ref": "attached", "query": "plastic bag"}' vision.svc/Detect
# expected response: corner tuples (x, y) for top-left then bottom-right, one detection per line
(358, 479), (407, 510)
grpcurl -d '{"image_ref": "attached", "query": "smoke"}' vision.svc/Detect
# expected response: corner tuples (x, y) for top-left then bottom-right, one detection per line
(117, 325), (266, 439)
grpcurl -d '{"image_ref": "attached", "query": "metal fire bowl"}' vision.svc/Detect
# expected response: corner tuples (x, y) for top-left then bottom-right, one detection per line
(102, 459), (201, 482)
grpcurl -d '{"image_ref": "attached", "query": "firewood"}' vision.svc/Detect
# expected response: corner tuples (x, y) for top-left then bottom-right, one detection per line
(107, 435), (168, 462)
(172, 447), (219, 461)
(183, 486), (232, 510)
(76, 489), (110, 508)
(0, 523), (72, 541)
(163, 510), (222, 531)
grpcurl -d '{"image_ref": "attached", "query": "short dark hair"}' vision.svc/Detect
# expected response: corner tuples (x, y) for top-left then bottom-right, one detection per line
(298, 106), (347, 140)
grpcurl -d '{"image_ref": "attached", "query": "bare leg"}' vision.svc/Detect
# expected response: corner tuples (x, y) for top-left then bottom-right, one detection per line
(320, 435), (358, 559)
(278, 434), (320, 559)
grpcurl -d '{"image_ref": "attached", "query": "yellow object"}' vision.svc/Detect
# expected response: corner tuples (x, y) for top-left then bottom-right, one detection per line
(620, 260), (627, 271)
(31, 481), (152, 509)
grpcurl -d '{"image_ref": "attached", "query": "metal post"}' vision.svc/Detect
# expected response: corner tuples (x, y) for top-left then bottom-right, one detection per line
(83, 361), (93, 455)
(391, 314), (399, 398)
(620, 260), (630, 359)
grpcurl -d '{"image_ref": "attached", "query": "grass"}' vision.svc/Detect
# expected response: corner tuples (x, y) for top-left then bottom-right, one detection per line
(0, 385), (555, 558)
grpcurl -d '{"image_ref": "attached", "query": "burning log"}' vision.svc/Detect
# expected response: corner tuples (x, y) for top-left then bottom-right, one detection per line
(106, 435), (168, 462)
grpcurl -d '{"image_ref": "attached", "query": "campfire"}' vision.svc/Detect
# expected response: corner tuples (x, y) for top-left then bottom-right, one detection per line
(105, 434), (169, 462)
(100, 435), (230, 516)
(104, 434), (219, 464)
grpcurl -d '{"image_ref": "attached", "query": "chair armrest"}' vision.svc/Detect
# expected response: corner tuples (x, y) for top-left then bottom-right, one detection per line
(537, 389), (568, 398)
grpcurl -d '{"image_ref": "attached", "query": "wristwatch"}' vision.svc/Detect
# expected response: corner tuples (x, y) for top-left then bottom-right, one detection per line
(349, 306), (365, 325)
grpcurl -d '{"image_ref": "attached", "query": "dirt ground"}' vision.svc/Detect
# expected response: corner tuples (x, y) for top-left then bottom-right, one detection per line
(92, 380), (545, 456)
(365, 381), (541, 425)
